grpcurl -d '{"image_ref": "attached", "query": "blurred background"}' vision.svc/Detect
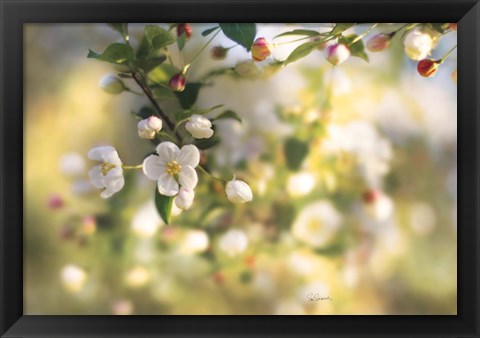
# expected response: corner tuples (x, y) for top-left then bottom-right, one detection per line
(24, 23), (457, 314)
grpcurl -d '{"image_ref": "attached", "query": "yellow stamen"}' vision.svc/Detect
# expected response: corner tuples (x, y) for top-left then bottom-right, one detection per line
(166, 160), (182, 176)
(101, 162), (116, 176)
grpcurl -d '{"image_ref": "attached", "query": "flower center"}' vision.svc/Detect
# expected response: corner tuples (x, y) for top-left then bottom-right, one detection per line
(166, 160), (182, 176)
(307, 219), (322, 233)
(101, 162), (116, 176)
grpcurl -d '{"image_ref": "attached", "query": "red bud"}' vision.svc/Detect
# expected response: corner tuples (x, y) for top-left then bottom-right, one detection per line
(417, 59), (440, 78)
(251, 37), (271, 62)
(168, 73), (186, 92)
(176, 23), (192, 40)
(211, 46), (228, 60)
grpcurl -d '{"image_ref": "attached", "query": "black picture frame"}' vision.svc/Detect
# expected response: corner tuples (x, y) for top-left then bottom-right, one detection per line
(1, 0), (479, 337)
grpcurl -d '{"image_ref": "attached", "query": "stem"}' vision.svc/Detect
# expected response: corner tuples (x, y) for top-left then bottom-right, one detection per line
(198, 165), (226, 182)
(131, 72), (182, 143)
(440, 45), (457, 63)
(187, 29), (221, 66)
(273, 35), (319, 46)
(349, 23), (378, 46)
(122, 164), (143, 170)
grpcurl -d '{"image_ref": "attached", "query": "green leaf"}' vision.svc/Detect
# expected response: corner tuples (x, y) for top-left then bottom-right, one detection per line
(148, 63), (181, 85)
(284, 137), (309, 171)
(201, 26), (220, 37)
(177, 32), (187, 51)
(339, 34), (369, 62)
(154, 188), (174, 225)
(138, 55), (167, 73)
(214, 110), (242, 123)
(284, 41), (321, 65)
(331, 23), (356, 35)
(274, 29), (321, 39)
(428, 23), (449, 33)
(133, 107), (156, 120)
(151, 86), (176, 101)
(137, 25), (175, 59)
(87, 43), (134, 65)
(219, 23), (257, 51)
(107, 23), (128, 39)
(174, 83), (203, 109)
(194, 135), (220, 150)
(146, 25), (176, 49)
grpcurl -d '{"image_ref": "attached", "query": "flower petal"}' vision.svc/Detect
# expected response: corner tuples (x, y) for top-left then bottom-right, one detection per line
(178, 165), (198, 190)
(157, 173), (179, 196)
(177, 144), (200, 168)
(101, 176), (125, 198)
(156, 142), (180, 162)
(143, 155), (165, 181)
(88, 166), (105, 188)
(88, 146), (116, 162)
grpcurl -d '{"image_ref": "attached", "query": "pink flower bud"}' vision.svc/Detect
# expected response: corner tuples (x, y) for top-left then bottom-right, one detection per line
(362, 189), (380, 204)
(251, 37), (271, 62)
(366, 34), (391, 52)
(168, 73), (186, 92)
(176, 23), (192, 40)
(324, 43), (350, 65)
(211, 46), (228, 60)
(417, 59), (440, 78)
(47, 194), (64, 209)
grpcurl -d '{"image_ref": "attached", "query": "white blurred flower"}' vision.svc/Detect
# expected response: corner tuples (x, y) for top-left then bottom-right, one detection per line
(409, 202), (436, 236)
(174, 187), (195, 210)
(137, 116), (163, 139)
(131, 201), (162, 237)
(125, 266), (150, 288)
(71, 179), (93, 195)
(98, 74), (125, 94)
(287, 171), (316, 197)
(234, 60), (260, 78)
(143, 142), (200, 196)
(179, 230), (209, 255)
(88, 146), (124, 198)
(292, 201), (342, 248)
(59, 152), (85, 176)
(219, 229), (248, 257)
(61, 264), (87, 293)
(363, 189), (394, 222)
(111, 299), (133, 315)
(403, 29), (433, 60)
(185, 114), (214, 139)
(288, 250), (315, 276)
(226, 180), (253, 204)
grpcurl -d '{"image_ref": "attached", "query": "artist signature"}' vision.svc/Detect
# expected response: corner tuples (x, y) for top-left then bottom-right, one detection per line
(307, 293), (333, 302)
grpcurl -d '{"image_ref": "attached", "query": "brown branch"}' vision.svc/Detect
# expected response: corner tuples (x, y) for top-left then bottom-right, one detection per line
(131, 72), (182, 143)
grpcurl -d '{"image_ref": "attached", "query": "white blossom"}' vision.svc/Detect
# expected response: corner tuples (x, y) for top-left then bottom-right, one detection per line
(225, 180), (253, 204)
(292, 201), (342, 248)
(61, 264), (87, 293)
(287, 171), (316, 197)
(179, 230), (209, 255)
(174, 187), (195, 210)
(137, 116), (163, 139)
(324, 44), (350, 65)
(143, 142), (200, 196)
(185, 114), (214, 139)
(88, 146), (124, 198)
(403, 29), (433, 60)
(98, 74), (125, 94)
(219, 229), (248, 257)
(59, 152), (85, 176)
(131, 201), (162, 237)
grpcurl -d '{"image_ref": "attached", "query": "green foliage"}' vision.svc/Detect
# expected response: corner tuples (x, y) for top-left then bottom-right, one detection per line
(274, 29), (321, 39)
(283, 41), (323, 65)
(138, 56), (167, 73)
(132, 107), (156, 120)
(154, 188), (174, 224)
(137, 25), (175, 60)
(331, 23), (356, 35)
(284, 137), (309, 171)
(201, 26), (220, 37)
(194, 135), (220, 150)
(174, 83), (203, 109)
(149, 63), (181, 85)
(177, 32), (187, 51)
(219, 23), (257, 51)
(87, 43), (134, 66)
(339, 34), (369, 62)
(107, 23), (128, 39)
(214, 110), (242, 123)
